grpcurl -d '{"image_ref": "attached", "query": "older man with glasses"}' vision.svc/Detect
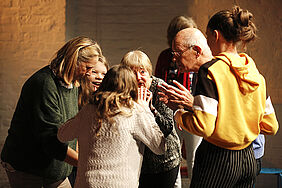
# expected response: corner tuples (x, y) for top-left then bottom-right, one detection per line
(158, 27), (278, 188)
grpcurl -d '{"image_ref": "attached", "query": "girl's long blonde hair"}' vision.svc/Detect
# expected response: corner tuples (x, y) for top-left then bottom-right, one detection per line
(90, 65), (138, 130)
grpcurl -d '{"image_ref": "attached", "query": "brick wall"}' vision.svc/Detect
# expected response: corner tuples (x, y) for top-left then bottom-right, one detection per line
(66, 0), (189, 67)
(0, 0), (66, 186)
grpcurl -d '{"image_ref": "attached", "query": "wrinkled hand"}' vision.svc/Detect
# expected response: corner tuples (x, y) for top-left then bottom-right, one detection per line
(138, 86), (152, 108)
(157, 80), (194, 111)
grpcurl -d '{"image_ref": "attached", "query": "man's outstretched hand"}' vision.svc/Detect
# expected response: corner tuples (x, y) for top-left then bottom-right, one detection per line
(157, 80), (193, 111)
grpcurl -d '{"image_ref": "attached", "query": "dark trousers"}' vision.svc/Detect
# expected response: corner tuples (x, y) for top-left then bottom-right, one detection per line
(190, 140), (257, 188)
(139, 165), (179, 188)
(255, 157), (262, 176)
(5, 170), (71, 188)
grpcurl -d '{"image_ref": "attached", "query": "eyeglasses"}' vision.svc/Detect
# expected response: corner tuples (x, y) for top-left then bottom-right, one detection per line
(171, 45), (195, 57)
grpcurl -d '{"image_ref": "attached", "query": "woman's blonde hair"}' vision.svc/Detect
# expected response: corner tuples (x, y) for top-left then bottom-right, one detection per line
(50, 36), (102, 87)
(120, 50), (152, 76)
(78, 55), (109, 109)
(90, 65), (138, 132)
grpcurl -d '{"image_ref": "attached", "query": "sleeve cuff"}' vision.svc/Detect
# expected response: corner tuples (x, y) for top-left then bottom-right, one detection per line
(174, 109), (185, 127)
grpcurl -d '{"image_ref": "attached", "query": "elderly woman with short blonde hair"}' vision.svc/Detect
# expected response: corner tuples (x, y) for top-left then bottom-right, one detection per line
(120, 50), (181, 188)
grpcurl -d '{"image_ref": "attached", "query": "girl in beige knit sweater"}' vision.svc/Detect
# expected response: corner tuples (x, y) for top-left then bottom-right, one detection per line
(58, 65), (165, 188)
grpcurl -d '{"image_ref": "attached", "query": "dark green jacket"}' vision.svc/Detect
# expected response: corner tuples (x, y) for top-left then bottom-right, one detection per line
(1, 66), (78, 182)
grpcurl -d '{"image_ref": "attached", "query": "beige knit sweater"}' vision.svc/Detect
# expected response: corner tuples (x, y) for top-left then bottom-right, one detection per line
(58, 102), (165, 188)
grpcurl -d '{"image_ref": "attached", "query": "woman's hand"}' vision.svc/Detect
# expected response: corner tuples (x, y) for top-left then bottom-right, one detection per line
(138, 86), (152, 108)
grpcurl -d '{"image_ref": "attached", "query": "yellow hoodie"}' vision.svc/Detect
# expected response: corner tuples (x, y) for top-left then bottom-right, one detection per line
(175, 52), (279, 150)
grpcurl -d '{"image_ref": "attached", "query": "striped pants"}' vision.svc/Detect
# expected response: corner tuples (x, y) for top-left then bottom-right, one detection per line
(190, 140), (256, 188)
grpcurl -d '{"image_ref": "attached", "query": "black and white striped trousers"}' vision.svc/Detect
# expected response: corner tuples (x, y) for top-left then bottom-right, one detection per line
(190, 139), (256, 188)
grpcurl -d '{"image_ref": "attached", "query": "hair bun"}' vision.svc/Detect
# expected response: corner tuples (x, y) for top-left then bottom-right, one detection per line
(232, 6), (253, 27)
(207, 6), (257, 44)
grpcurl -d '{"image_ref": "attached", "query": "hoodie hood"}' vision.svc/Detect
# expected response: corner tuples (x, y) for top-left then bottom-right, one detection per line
(215, 52), (260, 95)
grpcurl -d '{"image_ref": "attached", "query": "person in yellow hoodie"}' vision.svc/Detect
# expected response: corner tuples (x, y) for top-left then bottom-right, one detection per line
(158, 6), (279, 188)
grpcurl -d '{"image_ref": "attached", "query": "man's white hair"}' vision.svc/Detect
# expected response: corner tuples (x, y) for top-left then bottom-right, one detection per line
(176, 28), (212, 57)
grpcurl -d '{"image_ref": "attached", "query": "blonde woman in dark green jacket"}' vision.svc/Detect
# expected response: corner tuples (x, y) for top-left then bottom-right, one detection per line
(1, 36), (103, 188)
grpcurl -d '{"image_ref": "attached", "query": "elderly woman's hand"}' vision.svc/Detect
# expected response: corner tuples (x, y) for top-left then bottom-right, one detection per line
(137, 86), (152, 108)
(157, 80), (194, 111)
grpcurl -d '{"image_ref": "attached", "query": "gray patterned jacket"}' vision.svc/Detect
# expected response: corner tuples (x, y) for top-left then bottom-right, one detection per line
(140, 76), (181, 173)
